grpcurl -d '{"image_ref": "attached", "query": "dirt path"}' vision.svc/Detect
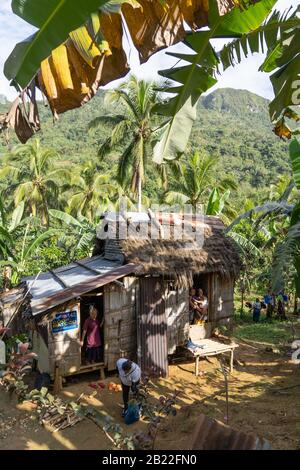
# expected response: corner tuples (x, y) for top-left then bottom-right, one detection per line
(1, 340), (300, 450)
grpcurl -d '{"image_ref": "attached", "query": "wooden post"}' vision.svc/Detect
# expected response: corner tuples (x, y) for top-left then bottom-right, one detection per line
(230, 349), (234, 373)
(54, 362), (62, 394)
(195, 356), (199, 376)
(99, 366), (105, 381)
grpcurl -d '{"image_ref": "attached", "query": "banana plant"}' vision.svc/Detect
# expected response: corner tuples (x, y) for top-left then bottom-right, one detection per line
(218, 4), (300, 138)
(152, 0), (277, 162)
(0, 201), (59, 286)
(0, 195), (26, 260)
(272, 139), (300, 294)
(4, 0), (115, 90)
(49, 209), (97, 253)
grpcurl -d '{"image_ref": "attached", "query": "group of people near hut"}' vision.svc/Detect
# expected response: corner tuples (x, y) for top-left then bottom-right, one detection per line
(248, 291), (289, 322)
(189, 287), (209, 324)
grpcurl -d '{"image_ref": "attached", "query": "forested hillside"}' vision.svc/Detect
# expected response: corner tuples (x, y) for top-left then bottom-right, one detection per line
(0, 88), (289, 204)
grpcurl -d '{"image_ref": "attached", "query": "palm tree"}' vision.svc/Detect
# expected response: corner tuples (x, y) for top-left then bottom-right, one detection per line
(164, 152), (237, 214)
(89, 75), (159, 211)
(68, 161), (115, 221)
(0, 139), (69, 226)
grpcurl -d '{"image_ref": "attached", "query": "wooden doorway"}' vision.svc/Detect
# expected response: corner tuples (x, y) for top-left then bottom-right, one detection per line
(80, 291), (104, 365)
(193, 273), (212, 322)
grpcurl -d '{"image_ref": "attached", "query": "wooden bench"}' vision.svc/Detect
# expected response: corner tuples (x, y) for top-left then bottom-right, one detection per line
(187, 326), (238, 376)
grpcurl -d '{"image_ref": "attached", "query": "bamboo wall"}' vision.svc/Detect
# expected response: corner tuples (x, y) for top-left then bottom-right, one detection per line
(210, 273), (234, 324)
(104, 276), (137, 371)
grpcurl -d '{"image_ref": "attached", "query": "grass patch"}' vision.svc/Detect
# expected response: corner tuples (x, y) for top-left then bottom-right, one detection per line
(232, 321), (294, 346)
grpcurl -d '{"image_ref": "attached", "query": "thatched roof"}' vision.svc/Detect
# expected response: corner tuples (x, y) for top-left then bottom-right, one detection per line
(96, 213), (242, 286)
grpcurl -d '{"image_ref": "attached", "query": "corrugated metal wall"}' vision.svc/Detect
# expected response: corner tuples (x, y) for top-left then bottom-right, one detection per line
(137, 278), (168, 378)
(165, 284), (189, 354)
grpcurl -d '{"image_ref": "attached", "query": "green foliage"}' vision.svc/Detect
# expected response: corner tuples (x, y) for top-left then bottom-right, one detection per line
(233, 316), (294, 346)
(154, 0), (276, 161)
(219, 4), (300, 135)
(271, 139), (300, 294)
(0, 87), (294, 290)
(5, 334), (29, 357)
(0, 139), (69, 225)
(92, 75), (161, 209)
(164, 151), (237, 217)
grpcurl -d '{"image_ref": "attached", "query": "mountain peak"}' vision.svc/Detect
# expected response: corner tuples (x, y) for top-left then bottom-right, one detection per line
(200, 88), (268, 116)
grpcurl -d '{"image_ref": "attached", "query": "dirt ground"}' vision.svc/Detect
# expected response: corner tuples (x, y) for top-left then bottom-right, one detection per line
(1, 337), (300, 450)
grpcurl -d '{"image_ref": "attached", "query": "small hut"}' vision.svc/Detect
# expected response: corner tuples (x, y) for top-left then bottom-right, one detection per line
(0, 212), (241, 383)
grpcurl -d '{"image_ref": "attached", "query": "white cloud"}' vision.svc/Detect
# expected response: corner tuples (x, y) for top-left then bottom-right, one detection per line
(0, 0), (298, 100)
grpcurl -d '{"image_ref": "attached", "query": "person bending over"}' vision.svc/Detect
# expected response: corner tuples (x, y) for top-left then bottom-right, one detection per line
(116, 358), (141, 416)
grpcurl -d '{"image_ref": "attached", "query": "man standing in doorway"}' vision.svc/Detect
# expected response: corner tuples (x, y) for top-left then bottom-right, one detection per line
(116, 358), (141, 416)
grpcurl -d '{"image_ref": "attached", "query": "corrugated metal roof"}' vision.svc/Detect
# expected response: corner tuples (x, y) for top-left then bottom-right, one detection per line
(191, 414), (271, 450)
(23, 256), (139, 316)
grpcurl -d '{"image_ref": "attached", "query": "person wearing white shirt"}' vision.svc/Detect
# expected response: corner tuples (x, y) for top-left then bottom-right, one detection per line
(116, 358), (141, 416)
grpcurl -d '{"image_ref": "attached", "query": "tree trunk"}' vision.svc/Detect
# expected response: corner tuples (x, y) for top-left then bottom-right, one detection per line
(294, 294), (298, 315)
(138, 173), (142, 213)
(241, 288), (244, 316)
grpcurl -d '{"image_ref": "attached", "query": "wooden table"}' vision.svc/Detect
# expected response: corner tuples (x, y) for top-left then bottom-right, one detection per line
(186, 338), (239, 376)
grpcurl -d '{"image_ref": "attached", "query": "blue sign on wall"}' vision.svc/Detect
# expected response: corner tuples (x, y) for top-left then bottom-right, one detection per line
(52, 310), (78, 333)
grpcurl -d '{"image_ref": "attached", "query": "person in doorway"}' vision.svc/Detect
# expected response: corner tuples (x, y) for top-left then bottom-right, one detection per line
(80, 305), (103, 364)
(189, 288), (201, 323)
(197, 288), (208, 320)
(116, 358), (141, 416)
(252, 298), (262, 322)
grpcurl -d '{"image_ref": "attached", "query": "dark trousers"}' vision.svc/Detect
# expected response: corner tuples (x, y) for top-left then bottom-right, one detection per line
(121, 380), (140, 410)
(86, 346), (101, 363)
(253, 309), (261, 322)
(122, 383), (131, 411)
(266, 304), (274, 319)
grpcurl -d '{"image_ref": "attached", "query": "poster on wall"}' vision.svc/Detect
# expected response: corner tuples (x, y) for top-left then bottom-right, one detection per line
(52, 308), (78, 334)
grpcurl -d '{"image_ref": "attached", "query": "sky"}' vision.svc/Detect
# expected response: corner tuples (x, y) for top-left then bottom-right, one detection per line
(0, 0), (299, 101)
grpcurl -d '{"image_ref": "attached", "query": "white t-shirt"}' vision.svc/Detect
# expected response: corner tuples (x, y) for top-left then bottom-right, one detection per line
(116, 358), (141, 386)
(253, 301), (261, 310)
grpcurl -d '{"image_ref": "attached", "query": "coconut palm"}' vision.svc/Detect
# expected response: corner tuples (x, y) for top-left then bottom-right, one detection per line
(0, 139), (69, 226)
(68, 161), (115, 221)
(89, 75), (159, 211)
(164, 152), (237, 214)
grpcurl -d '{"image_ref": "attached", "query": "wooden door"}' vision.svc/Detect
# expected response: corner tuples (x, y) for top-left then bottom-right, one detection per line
(104, 277), (137, 371)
